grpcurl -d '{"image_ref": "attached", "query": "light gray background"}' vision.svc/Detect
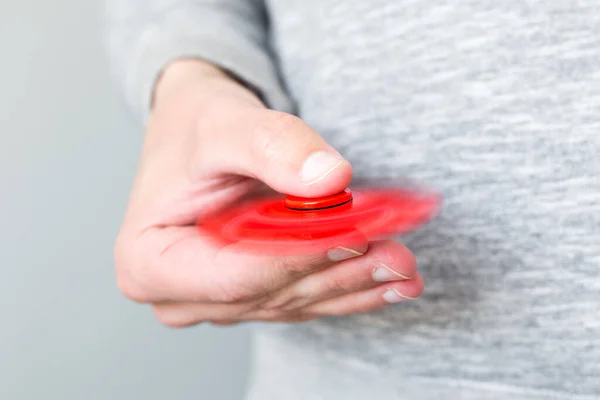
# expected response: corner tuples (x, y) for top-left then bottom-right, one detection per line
(0, 1), (251, 399)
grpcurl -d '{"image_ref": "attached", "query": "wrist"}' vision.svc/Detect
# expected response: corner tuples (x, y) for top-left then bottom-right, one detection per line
(152, 58), (265, 111)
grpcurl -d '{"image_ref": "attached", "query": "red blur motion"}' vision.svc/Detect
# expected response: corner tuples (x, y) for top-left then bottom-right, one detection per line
(198, 184), (442, 255)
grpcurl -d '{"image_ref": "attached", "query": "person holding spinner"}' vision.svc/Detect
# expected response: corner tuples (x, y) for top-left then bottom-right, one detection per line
(106, 1), (600, 399)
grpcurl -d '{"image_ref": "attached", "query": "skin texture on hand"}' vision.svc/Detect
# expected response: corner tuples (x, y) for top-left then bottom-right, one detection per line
(114, 59), (424, 327)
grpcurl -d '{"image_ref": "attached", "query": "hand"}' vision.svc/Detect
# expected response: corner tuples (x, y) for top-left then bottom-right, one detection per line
(114, 60), (423, 326)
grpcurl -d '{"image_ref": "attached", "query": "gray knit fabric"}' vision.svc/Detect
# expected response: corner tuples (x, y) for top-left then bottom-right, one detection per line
(105, 1), (600, 398)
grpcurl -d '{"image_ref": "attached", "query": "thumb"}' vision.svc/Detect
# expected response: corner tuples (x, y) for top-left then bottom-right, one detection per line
(196, 109), (353, 197)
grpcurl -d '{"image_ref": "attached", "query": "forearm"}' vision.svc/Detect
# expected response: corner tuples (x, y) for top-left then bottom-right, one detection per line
(105, 0), (292, 122)
(152, 59), (265, 113)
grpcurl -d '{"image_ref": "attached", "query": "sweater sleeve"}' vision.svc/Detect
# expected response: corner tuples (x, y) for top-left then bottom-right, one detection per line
(104, 0), (293, 121)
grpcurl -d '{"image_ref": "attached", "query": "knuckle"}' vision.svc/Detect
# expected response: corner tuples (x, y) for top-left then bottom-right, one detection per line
(327, 274), (355, 294)
(251, 130), (283, 162)
(252, 112), (309, 160)
(327, 277), (350, 294)
(266, 111), (305, 133)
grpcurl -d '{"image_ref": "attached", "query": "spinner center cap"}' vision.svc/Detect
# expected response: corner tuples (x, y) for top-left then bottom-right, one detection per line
(284, 189), (353, 211)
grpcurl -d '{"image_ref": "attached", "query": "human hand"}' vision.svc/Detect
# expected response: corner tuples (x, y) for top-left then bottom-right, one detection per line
(114, 60), (423, 326)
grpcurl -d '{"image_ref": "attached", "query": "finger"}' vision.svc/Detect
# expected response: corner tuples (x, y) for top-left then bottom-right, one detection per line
(195, 108), (353, 197)
(262, 240), (417, 311)
(152, 299), (316, 328)
(115, 225), (368, 304)
(302, 273), (425, 317)
(150, 292), (314, 327)
(152, 301), (254, 328)
(150, 240), (412, 327)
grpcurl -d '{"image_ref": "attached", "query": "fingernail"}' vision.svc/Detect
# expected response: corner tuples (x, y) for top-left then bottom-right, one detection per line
(372, 263), (412, 282)
(328, 246), (364, 262)
(383, 288), (414, 303)
(301, 151), (345, 184)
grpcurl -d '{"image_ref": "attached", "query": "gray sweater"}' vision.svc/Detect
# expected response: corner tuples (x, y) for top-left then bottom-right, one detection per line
(106, 1), (600, 399)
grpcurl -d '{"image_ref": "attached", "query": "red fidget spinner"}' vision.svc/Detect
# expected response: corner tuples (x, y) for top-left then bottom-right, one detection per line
(198, 181), (441, 255)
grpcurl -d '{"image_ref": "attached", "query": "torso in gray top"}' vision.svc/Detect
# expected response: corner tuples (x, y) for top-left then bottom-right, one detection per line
(107, 1), (600, 398)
